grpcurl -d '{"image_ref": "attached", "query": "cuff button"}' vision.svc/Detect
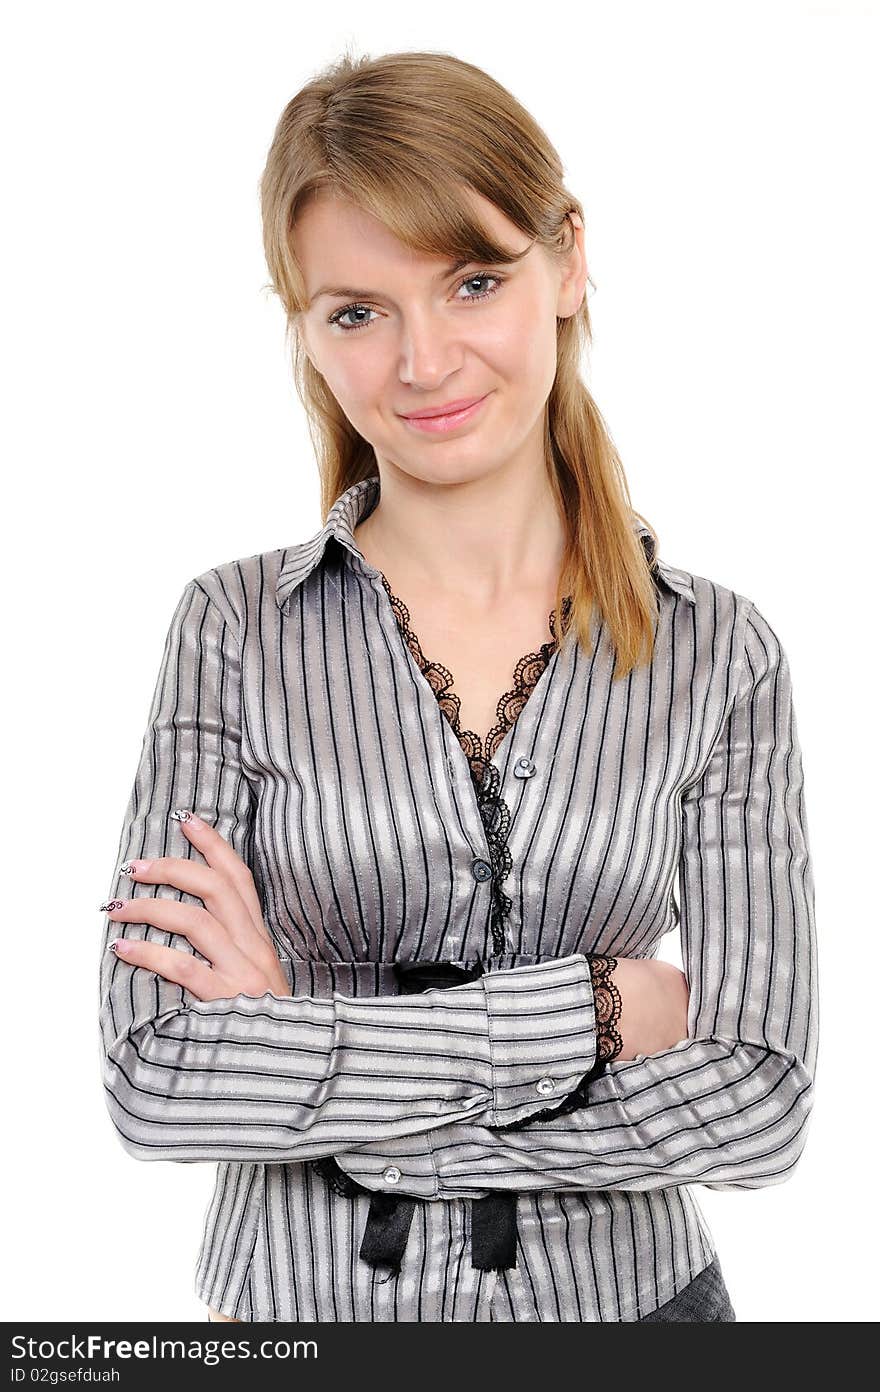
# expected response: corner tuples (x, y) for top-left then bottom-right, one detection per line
(382, 1166), (402, 1184)
(535, 1077), (556, 1095)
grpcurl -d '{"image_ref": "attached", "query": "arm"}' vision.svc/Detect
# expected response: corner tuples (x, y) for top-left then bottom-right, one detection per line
(98, 578), (600, 1164)
(330, 599), (819, 1197)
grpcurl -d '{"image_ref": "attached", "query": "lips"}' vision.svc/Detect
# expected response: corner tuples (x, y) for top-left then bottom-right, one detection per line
(400, 393), (491, 435)
(401, 394), (488, 420)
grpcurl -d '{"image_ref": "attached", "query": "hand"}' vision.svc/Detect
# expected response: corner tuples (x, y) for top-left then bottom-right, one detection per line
(612, 956), (690, 1061)
(102, 810), (290, 1001)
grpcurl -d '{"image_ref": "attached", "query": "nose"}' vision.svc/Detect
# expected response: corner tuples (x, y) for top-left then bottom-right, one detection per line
(397, 308), (464, 387)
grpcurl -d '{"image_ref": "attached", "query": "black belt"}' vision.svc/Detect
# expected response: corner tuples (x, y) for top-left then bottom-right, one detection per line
(309, 958), (607, 1277)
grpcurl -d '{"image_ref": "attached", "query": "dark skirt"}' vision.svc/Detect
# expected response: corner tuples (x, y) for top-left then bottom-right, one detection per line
(638, 1255), (736, 1321)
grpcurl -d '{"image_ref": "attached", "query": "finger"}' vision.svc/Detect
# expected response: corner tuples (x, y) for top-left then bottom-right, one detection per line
(170, 809), (272, 944)
(119, 855), (255, 950)
(106, 935), (221, 1001)
(101, 896), (256, 978)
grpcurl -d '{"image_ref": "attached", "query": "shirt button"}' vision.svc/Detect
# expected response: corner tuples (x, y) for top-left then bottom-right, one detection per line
(535, 1077), (556, 1096)
(382, 1166), (401, 1184)
(472, 858), (493, 882)
(514, 757), (537, 779)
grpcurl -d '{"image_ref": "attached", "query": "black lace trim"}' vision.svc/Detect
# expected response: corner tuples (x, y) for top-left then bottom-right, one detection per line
(474, 760), (512, 954)
(309, 1154), (370, 1197)
(379, 574), (572, 786)
(589, 952), (625, 1066)
(379, 573), (572, 954)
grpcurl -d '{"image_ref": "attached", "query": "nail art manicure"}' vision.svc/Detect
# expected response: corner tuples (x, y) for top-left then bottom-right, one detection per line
(170, 809), (193, 822)
(99, 898), (127, 913)
(120, 859), (151, 876)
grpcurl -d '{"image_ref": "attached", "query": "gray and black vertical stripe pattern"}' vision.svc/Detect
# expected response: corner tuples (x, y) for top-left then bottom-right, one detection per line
(99, 474), (818, 1320)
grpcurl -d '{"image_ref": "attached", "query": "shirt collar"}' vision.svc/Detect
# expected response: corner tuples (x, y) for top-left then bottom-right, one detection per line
(275, 473), (696, 613)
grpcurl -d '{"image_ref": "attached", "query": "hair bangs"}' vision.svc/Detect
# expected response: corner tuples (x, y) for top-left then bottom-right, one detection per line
(315, 163), (535, 281)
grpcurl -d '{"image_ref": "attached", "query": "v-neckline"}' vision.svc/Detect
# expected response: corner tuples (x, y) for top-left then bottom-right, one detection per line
(377, 570), (572, 789)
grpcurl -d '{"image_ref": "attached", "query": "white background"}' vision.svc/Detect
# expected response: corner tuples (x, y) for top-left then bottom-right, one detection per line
(3, 0), (876, 1323)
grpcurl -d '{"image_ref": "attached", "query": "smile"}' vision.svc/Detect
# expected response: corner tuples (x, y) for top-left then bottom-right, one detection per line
(400, 393), (491, 434)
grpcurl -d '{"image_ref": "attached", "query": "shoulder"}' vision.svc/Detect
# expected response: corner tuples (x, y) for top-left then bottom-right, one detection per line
(184, 542), (296, 630)
(654, 549), (791, 691)
(652, 547), (750, 624)
(641, 528), (744, 624)
(652, 547), (768, 673)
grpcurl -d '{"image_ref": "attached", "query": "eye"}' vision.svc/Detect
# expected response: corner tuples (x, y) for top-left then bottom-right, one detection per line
(328, 304), (376, 334)
(327, 271), (506, 334)
(456, 273), (504, 303)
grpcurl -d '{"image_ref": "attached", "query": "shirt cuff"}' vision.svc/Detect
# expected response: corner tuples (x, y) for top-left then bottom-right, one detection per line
(333, 1134), (441, 1199)
(331, 954), (598, 1198)
(483, 954), (598, 1126)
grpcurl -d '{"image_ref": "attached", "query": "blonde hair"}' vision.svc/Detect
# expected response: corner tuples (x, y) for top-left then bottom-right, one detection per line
(260, 48), (662, 677)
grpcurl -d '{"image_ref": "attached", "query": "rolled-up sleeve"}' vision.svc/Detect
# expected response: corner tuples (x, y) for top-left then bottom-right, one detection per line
(332, 599), (819, 1198)
(98, 579), (599, 1163)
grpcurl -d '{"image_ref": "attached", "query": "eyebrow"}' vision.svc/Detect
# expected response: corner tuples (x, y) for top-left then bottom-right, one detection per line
(307, 257), (478, 309)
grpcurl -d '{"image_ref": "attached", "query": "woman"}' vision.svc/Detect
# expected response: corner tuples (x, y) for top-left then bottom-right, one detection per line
(98, 50), (817, 1323)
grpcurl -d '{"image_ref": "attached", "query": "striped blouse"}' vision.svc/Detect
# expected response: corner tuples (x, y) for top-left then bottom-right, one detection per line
(98, 472), (819, 1322)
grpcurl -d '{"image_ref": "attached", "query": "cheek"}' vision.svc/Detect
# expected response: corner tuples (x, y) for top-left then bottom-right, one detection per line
(478, 314), (556, 412)
(481, 295), (555, 379)
(521, 318), (557, 381)
(323, 355), (386, 411)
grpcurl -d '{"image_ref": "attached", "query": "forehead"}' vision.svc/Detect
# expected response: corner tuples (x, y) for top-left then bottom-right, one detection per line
(293, 186), (531, 280)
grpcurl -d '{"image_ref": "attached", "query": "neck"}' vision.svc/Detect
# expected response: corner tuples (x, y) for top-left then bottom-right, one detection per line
(355, 458), (567, 607)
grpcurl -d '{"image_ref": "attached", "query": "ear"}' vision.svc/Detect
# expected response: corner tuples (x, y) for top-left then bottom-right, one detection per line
(556, 211), (589, 319)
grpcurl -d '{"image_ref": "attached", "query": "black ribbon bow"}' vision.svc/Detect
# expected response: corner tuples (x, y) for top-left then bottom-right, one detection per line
(392, 958), (484, 992)
(309, 958), (518, 1276)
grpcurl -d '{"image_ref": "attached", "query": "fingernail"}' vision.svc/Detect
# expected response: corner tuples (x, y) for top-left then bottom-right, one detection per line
(170, 808), (193, 823)
(120, 859), (152, 875)
(99, 898), (127, 913)
(108, 938), (128, 954)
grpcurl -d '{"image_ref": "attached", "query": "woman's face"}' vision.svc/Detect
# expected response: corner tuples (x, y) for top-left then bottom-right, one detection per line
(293, 187), (586, 488)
